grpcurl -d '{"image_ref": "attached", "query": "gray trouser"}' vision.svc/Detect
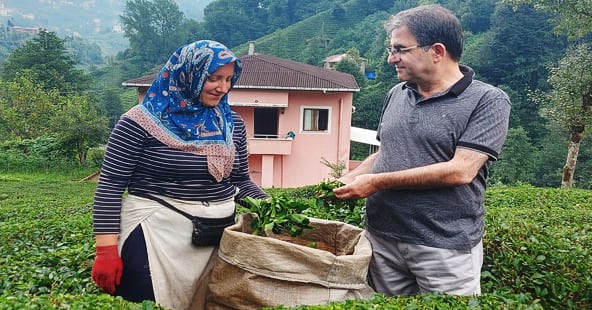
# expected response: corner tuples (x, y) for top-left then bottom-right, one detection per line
(366, 230), (482, 296)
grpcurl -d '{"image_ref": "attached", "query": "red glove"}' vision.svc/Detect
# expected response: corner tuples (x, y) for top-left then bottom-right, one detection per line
(91, 245), (123, 294)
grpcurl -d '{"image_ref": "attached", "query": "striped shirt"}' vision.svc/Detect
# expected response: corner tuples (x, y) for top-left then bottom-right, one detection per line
(92, 111), (268, 234)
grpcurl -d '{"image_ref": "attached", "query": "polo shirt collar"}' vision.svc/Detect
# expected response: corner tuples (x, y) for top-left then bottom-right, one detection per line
(403, 65), (475, 97)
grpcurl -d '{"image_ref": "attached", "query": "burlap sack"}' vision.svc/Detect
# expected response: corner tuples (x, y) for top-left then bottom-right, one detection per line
(205, 213), (374, 309)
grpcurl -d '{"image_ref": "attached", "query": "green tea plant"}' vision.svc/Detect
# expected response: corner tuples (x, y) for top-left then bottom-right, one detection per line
(0, 172), (164, 309)
(482, 185), (592, 309)
(243, 195), (314, 237)
(1, 172), (590, 309)
(309, 179), (366, 227)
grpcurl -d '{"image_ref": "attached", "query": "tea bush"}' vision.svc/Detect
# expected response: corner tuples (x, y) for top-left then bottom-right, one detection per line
(482, 184), (592, 309)
(0, 173), (590, 309)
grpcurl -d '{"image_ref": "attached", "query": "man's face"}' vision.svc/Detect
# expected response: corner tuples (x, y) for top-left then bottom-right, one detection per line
(387, 26), (431, 83)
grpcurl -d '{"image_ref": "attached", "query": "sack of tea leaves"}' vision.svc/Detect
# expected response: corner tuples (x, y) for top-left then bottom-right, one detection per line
(205, 213), (374, 309)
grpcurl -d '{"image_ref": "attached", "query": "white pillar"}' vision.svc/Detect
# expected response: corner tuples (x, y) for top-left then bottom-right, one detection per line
(261, 155), (274, 188)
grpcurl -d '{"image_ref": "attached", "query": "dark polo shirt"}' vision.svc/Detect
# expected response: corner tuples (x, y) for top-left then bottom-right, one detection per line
(367, 65), (511, 250)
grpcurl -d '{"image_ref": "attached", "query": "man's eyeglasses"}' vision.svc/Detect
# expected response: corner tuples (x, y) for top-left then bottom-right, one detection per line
(386, 44), (430, 56)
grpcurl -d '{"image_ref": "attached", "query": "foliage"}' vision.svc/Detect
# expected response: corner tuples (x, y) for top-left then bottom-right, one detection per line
(351, 81), (390, 131)
(0, 75), (110, 165)
(309, 180), (366, 227)
(264, 180), (366, 227)
(120, 0), (189, 71)
(0, 28), (35, 63)
(231, 0), (399, 60)
(531, 125), (566, 187)
(50, 96), (110, 165)
(541, 43), (592, 131)
(3, 172), (591, 308)
(532, 43), (592, 188)
(202, 0), (350, 48)
(474, 4), (566, 91)
(242, 195), (314, 237)
(483, 184), (592, 309)
(0, 137), (100, 173)
(0, 30), (91, 95)
(451, 0), (497, 34)
(275, 292), (543, 309)
(98, 90), (126, 129)
(502, 0), (592, 40)
(86, 147), (106, 168)
(489, 127), (538, 185)
(0, 76), (61, 140)
(333, 49), (366, 88)
(503, 87), (549, 145)
(64, 35), (105, 69)
(319, 157), (347, 179)
(0, 173), (163, 309)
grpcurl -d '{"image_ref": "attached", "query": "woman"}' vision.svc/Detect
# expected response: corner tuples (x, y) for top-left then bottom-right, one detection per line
(90, 40), (268, 309)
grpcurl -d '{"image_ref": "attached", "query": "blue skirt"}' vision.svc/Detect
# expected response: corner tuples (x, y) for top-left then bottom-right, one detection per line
(115, 225), (156, 302)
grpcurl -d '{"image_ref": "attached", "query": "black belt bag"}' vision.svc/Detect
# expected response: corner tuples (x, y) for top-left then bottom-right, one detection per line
(134, 193), (235, 247)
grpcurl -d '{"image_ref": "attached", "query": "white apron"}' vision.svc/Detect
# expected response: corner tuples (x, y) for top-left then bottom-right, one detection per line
(119, 194), (235, 310)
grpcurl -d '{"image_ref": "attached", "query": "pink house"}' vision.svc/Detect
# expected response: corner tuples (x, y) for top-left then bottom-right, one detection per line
(122, 53), (360, 188)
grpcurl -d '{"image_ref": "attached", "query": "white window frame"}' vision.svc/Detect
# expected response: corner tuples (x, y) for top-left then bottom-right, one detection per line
(300, 105), (331, 134)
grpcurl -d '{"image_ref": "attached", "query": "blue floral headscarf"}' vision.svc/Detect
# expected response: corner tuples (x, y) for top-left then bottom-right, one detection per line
(125, 40), (242, 181)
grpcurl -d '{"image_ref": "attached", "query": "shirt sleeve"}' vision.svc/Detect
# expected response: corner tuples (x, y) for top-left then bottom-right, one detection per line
(92, 117), (147, 234)
(457, 87), (511, 160)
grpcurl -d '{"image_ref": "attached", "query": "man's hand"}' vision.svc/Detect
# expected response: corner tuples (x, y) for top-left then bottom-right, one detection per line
(333, 174), (380, 199)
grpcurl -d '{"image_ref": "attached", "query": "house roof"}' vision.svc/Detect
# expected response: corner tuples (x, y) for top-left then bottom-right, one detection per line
(121, 53), (360, 92)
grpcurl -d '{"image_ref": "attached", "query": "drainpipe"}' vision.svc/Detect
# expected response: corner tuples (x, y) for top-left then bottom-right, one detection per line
(337, 98), (343, 167)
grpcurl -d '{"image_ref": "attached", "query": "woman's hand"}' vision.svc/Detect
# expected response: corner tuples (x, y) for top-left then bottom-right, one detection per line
(91, 244), (123, 294)
(91, 234), (122, 294)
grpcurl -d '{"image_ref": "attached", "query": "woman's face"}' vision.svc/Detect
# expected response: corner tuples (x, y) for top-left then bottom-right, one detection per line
(199, 62), (235, 107)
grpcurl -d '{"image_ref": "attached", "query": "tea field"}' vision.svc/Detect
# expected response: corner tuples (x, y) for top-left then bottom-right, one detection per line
(0, 172), (590, 309)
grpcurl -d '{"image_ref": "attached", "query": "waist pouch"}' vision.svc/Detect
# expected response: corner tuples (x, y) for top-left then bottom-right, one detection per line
(134, 193), (235, 247)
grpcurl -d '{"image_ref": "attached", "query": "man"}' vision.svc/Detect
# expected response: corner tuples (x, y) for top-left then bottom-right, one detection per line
(333, 4), (511, 296)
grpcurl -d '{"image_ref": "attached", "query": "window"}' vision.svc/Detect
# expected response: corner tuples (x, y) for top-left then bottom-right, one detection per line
(301, 106), (330, 133)
(253, 107), (279, 138)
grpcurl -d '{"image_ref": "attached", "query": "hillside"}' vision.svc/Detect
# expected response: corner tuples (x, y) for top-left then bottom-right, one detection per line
(233, 0), (396, 60)
(0, 0), (215, 55)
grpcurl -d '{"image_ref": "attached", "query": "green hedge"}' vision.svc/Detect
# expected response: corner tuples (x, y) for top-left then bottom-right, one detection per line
(0, 174), (590, 309)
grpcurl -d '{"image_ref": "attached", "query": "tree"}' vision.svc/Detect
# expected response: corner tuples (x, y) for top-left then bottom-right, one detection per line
(0, 75), (109, 165)
(538, 44), (592, 188)
(0, 30), (91, 95)
(489, 127), (538, 185)
(51, 95), (110, 165)
(120, 0), (187, 69)
(202, 0), (258, 47)
(475, 4), (566, 91)
(64, 36), (105, 68)
(449, 0), (496, 34)
(99, 91), (125, 129)
(334, 48), (366, 89)
(0, 76), (59, 141)
(532, 124), (568, 187)
(503, 0), (592, 40)
(502, 0), (592, 188)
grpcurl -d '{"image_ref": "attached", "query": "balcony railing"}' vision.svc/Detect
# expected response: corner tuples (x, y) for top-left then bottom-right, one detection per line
(248, 135), (293, 155)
